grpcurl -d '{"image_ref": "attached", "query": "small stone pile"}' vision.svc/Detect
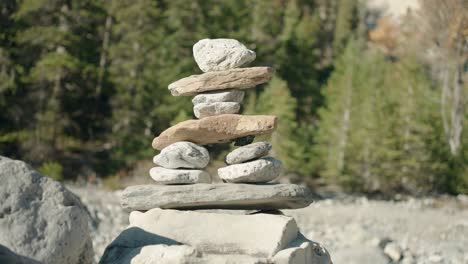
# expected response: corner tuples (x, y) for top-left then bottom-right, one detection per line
(100, 39), (332, 264)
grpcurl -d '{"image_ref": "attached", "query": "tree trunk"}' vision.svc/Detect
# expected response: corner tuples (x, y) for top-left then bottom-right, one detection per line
(337, 66), (353, 173)
(96, 15), (112, 98)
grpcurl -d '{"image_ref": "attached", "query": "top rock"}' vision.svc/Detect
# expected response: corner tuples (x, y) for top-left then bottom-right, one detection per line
(193, 38), (256, 72)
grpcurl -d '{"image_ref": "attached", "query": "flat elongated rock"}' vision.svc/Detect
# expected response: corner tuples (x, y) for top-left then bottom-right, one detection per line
(193, 38), (256, 72)
(152, 114), (277, 150)
(192, 90), (245, 105)
(219, 157), (282, 183)
(168, 67), (274, 96)
(153, 141), (209, 169)
(226, 141), (272, 164)
(129, 209), (299, 257)
(149, 167), (211, 184)
(194, 102), (240, 118)
(120, 183), (314, 210)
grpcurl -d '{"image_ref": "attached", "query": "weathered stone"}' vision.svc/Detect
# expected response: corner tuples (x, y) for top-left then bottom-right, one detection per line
(152, 114), (277, 150)
(0, 156), (93, 264)
(192, 90), (245, 105)
(149, 167), (211, 184)
(120, 183), (314, 210)
(168, 67), (274, 96)
(193, 38), (256, 72)
(118, 245), (199, 264)
(383, 242), (402, 262)
(273, 247), (306, 264)
(194, 102), (240, 118)
(153, 141), (209, 169)
(218, 157), (282, 183)
(129, 209), (299, 257)
(99, 227), (270, 264)
(226, 141), (272, 164)
(273, 234), (332, 264)
(99, 226), (182, 264)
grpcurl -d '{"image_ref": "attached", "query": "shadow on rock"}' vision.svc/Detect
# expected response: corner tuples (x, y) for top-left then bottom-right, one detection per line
(0, 244), (41, 264)
(99, 227), (181, 264)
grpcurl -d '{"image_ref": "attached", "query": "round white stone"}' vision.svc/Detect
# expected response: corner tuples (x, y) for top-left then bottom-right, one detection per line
(192, 90), (245, 105)
(149, 167), (211, 184)
(193, 102), (240, 119)
(218, 157), (282, 183)
(193, 38), (256, 72)
(226, 142), (272, 164)
(153, 141), (209, 169)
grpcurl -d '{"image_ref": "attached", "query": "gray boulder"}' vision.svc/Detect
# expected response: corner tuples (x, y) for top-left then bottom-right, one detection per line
(149, 167), (211, 184)
(194, 102), (241, 118)
(218, 157), (282, 183)
(153, 141), (209, 169)
(192, 90), (245, 105)
(226, 141), (272, 164)
(193, 38), (256, 72)
(0, 156), (93, 264)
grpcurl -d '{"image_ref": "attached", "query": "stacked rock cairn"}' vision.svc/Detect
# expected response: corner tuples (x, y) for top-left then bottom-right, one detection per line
(100, 39), (332, 264)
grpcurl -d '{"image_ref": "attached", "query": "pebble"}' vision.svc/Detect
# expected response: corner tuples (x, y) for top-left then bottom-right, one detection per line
(218, 157), (282, 183)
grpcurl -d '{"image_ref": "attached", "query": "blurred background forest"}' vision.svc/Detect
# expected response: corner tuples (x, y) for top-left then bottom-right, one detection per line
(0, 0), (467, 195)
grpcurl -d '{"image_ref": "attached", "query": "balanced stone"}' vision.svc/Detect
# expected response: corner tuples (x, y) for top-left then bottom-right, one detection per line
(152, 114), (277, 150)
(153, 141), (209, 169)
(192, 89), (245, 105)
(193, 38), (256, 72)
(218, 157), (282, 183)
(194, 102), (240, 118)
(226, 141), (272, 164)
(168, 67), (274, 96)
(120, 183), (314, 211)
(149, 167), (211, 184)
(128, 209), (299, 257)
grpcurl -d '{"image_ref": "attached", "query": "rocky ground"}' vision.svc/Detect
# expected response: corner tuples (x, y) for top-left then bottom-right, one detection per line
(67, 184), (468, 264)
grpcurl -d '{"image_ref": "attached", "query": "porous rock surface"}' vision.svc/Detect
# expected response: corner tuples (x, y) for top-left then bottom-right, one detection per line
(193, 38), (256, 72)
(219, 157), (282, 183)
(226, 141), (272, 164)
(149, 167), (211, 184)
(194, 102), (241, 118)
(192, 89), (245, 105)
(153, 141), (209, 169)
(0, 156), (93, 264)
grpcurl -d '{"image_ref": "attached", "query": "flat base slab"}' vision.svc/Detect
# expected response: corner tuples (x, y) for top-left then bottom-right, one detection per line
(120, 183), (314, 211)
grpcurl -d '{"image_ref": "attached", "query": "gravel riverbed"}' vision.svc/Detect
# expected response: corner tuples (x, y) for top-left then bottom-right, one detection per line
(67, 184), (468, 264)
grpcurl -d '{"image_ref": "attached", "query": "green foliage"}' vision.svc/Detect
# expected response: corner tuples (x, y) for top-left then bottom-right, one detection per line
(333, 0), (359, 55)
(315, 40), (455, 194)
(38, 161), (63, 181)
(255, 76), (299, 170)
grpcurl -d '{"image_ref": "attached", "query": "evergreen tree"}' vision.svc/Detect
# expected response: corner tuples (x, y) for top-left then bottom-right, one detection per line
(106, 0), (165, 166)
(255, 76), (301, 172)
(332, 0), (359, 56)
(14, 0), (98, 163)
